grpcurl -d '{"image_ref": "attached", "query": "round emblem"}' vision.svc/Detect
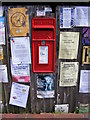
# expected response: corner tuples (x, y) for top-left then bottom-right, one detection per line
(11, 12), (26, 27)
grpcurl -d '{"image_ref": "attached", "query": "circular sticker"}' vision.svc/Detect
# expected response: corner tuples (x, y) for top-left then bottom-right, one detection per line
(11, 12), (26, 27)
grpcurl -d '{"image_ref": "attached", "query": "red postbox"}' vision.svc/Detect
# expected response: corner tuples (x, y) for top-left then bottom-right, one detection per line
(32, 17), (56, 73)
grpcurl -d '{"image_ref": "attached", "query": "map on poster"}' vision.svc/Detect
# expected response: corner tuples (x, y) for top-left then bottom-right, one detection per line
(11, 60), (30, 82)
(9, 82), (29, 108)
(37, 75), (54, 98)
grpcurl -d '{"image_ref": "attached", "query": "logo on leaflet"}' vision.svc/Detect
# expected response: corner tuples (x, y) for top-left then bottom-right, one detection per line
(11, 12), (26, 27)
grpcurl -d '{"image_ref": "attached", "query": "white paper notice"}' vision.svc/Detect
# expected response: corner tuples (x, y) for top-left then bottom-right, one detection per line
(63, 8), (71, 28)
(10, 37), (31, 64)
(9, 82), (29, 108)
(45, 7), (52, 12)
(0, 7), (3, 17)
(0, 17), (5, 45)
(0, 65), (8, 83)
(59, 32), (79, 59)
(37, 10), (45, 16)
(59, 62), (79, 87)
(39, 46), (48, 64)
(55, 104), (69, 113)
(74, 7), (88, 26)
(79, 70), (90, 93)
(11, 60), (30, 82)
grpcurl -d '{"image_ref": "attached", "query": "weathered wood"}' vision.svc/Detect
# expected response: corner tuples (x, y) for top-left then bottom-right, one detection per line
(1, 4), (89, 114)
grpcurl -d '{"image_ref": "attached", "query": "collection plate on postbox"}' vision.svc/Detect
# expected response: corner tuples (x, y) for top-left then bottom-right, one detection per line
(32, 17), (56, 73)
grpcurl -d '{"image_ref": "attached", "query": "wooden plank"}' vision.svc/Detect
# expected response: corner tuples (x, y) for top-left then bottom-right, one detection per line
(2, 113), (89, 120)
(5, 6), (15, 113)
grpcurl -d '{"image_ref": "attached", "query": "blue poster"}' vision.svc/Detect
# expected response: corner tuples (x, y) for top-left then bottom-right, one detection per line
(60, 7), (74, 28)
(0, 17), (5, 45)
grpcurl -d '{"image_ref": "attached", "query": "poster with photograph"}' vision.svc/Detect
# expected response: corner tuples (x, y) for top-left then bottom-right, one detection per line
(10, 37), (31, 64)
(82, 28), (90, 45)
(9, 82), (29, 108)
(59, 62), (79, 87)
(37, 75), (54, 98)
(0, 17), (5, 45)
(0, 65), (8, 83)
(60, 7), (74, 28)
(8, 7), (29, 37)
(11, 60), (30, 82)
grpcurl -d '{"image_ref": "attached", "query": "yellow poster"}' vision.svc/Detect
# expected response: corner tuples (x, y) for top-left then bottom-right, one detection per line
(0, 46), (3, 60)
(59, 32), (79, 59)
(8, 7), (29, 37)
(82, 46), (90, 64)
(59, 62), (79, 87)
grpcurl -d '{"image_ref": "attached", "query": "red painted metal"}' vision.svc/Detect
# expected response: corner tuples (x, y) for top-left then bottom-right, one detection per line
(32, 17), (56, 73)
